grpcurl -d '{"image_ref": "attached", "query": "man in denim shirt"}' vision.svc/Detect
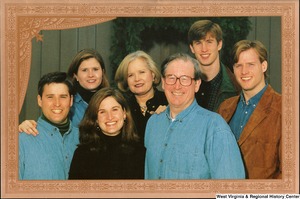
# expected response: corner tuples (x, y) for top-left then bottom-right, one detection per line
(144, 53), (245, 179)
(19, 72), (79, 180)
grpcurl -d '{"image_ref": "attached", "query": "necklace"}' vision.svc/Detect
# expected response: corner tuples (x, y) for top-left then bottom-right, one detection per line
(140, 105), (147, 114)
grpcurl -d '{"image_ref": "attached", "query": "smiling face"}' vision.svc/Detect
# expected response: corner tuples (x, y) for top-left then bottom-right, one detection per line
(162, 59), (201, 118)
(233, 48), (267, 100)
(189, 32), (222, 67)
(97, 96), (126, 136)
(127, 57), (155, 96)
(38, 83), (73, 124)
(74, 58), (103, 91)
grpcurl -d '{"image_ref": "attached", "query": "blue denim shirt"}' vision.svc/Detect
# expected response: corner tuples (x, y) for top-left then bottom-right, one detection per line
(229, 84), (268, 140)
(144, 99), (245, 179)
(19, 117), (79, 180)
(69, 93), (88, 127)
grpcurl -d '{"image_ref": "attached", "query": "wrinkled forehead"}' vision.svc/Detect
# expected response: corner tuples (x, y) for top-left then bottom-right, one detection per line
(166, 59), (195, 75)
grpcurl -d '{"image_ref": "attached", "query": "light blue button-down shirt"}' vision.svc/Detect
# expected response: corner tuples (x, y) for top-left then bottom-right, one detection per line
(19, 117), (79, 180)
(69, 93), (88, 127)
(144, 99), (245, 179)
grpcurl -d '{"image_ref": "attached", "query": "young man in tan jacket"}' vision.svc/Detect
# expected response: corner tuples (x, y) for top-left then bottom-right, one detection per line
(218, 40), (281, 179)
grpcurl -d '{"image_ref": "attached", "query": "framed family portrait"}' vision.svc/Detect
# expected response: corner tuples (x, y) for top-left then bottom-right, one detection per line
(1, 0), (299, 198)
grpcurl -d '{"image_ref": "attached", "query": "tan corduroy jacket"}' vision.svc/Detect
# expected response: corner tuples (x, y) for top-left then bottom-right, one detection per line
(218, 85), (282, 179)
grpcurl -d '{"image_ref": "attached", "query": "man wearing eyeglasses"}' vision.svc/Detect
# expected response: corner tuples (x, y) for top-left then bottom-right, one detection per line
(144, 53), (245, 179)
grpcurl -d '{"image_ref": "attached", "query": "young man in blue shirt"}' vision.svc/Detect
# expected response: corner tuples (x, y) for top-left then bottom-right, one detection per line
(144, 53), (245, 179)
(218, 40), (281, 179)
(19, 72), (79, 180)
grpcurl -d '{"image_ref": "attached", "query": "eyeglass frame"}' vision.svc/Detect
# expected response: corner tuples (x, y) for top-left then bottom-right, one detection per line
(163, 74), (195, 86)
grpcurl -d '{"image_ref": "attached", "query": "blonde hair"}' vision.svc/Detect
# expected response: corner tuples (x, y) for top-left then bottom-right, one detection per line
(115, 50), (161, 92)
(232, 40), (268, 78)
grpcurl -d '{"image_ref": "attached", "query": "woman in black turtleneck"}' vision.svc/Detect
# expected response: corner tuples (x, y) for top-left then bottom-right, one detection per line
(68, 88), (145, 179)
(67, 48), (110, 127)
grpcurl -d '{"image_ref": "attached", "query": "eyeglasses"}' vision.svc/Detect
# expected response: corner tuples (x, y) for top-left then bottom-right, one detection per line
(164, 74), (195, 86)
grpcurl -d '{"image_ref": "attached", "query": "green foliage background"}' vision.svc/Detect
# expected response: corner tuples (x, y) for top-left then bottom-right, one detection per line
(109, 17), (252, 79)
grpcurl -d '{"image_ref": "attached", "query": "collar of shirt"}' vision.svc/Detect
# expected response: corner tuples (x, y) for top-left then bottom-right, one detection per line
(165, 99), (198, 122)
(229, 83), (268, 140)
(130, 88), (158, 108)
(210, 66), (223, 88)
(240, 83), (268, 106)
(197, 65), (223, 111)
(200, 66), (222, 91)
(73, 93), (87, 104)
(37, 117), (74, 137)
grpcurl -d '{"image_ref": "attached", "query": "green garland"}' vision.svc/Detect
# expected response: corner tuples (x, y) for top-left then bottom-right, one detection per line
(109, 17), (251, 79)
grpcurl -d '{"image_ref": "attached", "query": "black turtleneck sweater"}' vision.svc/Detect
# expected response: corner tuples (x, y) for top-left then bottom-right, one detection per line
(68, 131), (145, 179)
(41, 114), (70, 136)
(74, 81), (100, 104)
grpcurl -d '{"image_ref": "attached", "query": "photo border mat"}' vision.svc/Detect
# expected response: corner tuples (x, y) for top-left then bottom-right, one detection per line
(1, 0), (299, 198)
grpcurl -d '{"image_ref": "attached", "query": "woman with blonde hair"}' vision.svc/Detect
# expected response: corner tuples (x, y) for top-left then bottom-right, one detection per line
(115, 50), (168, 141)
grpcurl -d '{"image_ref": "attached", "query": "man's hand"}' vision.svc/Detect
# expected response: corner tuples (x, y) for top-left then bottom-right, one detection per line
(18, 120), (39, 136)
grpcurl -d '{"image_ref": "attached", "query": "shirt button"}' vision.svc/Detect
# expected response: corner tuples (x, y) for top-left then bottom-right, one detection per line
(158, 176), (161, 179)
(160, 159), (163, 163)
(164, 143), (168, 147)
(245, 111), (248, 114)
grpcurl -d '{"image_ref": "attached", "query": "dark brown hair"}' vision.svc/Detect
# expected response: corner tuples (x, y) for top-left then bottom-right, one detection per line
(67, 48), (110, 88)
(78, 87), (139, 148)
(188, 19), (223, 45)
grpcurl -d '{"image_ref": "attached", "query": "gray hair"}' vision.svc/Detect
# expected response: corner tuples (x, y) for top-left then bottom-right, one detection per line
(161, 53), (202, 80)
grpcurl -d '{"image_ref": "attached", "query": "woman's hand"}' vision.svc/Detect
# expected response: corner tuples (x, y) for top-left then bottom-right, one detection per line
(153, 105), (167, 114)
(18, 120), (39, 136)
